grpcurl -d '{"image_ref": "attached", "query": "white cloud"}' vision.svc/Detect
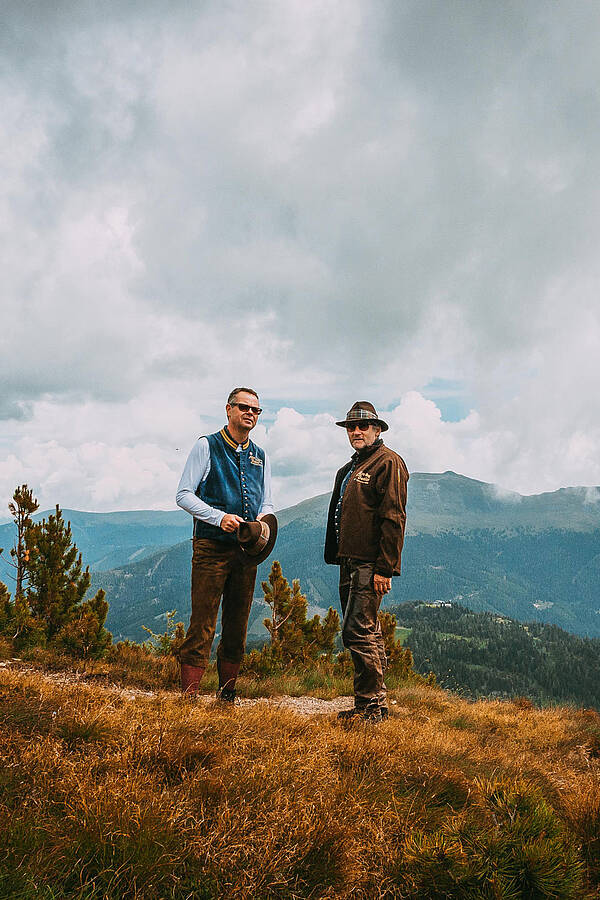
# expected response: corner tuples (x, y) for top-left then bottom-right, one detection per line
(2, 1), (600, 513)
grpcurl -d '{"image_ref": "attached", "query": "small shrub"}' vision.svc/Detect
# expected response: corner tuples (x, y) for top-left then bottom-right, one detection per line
(141, 609), (185, 657)
(512, 695), (534, 710)
(55, 590), (112, 659)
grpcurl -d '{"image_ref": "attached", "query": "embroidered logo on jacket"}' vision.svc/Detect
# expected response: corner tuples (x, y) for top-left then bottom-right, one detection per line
(354, 471), (371, 484)
(249, 454), (263, 466)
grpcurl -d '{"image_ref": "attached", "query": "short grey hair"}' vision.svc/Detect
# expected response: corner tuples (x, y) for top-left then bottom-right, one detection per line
(227, 386), (259, 405)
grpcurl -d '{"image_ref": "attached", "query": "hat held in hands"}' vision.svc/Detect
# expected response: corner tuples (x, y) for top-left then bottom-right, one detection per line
(237, 514), (278, 565)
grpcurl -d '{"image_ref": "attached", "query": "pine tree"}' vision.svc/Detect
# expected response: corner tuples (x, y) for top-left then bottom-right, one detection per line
(379, 610), (416, 679)
(263, 561), (298, 651)
(0, 577), (12, 634)
(21, 505), (111, 656)
(302, 606), (341, 659)
(25, 506), (89, 637)
(8, 484), (39, 600)
(262, 560), (340, 666)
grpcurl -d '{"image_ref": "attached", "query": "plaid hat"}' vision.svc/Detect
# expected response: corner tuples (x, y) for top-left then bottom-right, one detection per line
(335, 401), (389, 432)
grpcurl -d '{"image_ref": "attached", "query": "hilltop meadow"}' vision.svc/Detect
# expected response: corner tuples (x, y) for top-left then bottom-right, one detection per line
(2, 485), (600, 898)
(2, 657), (600, 900)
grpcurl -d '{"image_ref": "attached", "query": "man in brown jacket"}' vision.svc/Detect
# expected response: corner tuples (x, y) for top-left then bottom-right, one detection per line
(325, 401), (409, 723)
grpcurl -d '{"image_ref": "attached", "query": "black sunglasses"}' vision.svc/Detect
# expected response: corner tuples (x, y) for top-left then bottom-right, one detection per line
(231, 402), (262, 415)
(345, 421), (374, 432)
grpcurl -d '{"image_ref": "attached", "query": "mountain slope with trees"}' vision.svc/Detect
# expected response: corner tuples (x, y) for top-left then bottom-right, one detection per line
(0, 509), (190, 578)
(393, 601), (600, 708)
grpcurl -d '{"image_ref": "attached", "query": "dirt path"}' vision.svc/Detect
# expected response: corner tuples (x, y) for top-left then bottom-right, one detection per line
(0, 659), (360, 716)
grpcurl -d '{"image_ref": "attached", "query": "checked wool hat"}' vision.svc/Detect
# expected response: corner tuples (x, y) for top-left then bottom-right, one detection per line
(237, 514), (278, 566)
(336, 400), (389, 432)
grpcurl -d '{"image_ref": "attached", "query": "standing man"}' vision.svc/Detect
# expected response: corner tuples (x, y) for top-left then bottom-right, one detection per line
(325, 401), (409, 723)
(176, 387), (275, 701)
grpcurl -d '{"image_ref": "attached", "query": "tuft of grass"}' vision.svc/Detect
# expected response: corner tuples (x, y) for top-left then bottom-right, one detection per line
(56, 712), (112, 747)
(562, 781), (600, 886)
(448, 714), (478, 731)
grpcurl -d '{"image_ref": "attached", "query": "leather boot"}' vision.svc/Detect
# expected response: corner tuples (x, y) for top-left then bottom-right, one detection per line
(217, 658), (240, 702)
(217, 658), (240, 690)
(181, 663), (205, 696)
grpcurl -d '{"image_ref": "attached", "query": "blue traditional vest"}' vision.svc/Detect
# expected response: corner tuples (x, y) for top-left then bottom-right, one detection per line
(193, 427), (266, 544)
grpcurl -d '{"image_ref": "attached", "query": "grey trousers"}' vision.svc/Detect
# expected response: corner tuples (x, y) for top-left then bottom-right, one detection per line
(339, 558), (388, 709)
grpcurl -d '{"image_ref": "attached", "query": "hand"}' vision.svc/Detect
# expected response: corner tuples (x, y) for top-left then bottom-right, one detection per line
(373, 574), (392, 596)
(220, 513), (244, 533)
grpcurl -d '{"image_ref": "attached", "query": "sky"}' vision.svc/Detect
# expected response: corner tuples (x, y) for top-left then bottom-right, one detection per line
(2, 0), (600, 514)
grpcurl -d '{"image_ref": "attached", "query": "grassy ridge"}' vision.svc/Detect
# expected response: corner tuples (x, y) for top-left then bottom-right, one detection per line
(2, 667), (600, 898)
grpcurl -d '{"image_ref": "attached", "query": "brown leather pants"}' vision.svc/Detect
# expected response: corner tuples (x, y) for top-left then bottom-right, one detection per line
(339, 559), (387, 709)
(178, 538), (257, 668)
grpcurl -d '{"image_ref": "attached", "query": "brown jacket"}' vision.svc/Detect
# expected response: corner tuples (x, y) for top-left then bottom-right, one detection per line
(324, 440), (409, 577)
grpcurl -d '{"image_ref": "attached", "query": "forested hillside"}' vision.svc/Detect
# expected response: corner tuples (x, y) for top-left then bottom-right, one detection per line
(395, 602), (600, 707)
(93, 516), (600, 643)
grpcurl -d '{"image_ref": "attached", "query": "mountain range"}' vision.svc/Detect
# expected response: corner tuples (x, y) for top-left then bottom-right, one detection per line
(2, 471), (600, 643)
(0, 509), (189, 577)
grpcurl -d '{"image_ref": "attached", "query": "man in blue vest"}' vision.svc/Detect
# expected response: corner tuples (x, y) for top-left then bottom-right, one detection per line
(176, 387), (274, 700)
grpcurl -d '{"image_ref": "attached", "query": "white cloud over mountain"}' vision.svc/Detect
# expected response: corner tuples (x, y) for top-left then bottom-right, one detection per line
(2, 1), (600, 513)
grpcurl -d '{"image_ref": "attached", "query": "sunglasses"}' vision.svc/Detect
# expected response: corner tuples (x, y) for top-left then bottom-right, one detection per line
(231, 402), (262, 415)
(345, 421), (374, 432)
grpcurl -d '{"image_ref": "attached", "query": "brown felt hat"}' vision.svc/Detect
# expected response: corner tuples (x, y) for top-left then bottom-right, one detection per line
(336, 400), (389, 432)
(237, 514), (278, 566)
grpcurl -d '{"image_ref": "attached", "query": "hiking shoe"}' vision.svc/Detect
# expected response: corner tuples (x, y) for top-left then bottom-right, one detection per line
(337, 706), (382, 724)
(337, 707), (363, 721)
(216, 686), (238, 704)
(361, 707), (383, 724)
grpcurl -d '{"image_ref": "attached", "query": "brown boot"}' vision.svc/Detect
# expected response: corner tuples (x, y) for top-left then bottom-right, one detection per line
(337, 703), (383, 725)
(217, 658), (240, 702)
(181, 663), (205, 697)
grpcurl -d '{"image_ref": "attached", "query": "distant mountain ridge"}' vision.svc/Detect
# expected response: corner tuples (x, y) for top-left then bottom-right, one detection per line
(0, 508), (190, 578)
(254, 470), (600, 534)
(406, 471), (600, 532)
(2, 471), (600, 642)
(86, 471), (600, 642)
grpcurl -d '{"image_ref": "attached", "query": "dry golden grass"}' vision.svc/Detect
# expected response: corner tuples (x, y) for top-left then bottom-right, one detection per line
(2, 665), (600, 899)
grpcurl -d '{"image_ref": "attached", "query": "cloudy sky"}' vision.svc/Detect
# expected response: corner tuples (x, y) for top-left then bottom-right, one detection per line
(2, 0), (600, 514)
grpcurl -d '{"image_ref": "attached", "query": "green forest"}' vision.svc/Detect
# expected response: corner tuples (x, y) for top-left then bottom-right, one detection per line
(395, 601), (600, 707)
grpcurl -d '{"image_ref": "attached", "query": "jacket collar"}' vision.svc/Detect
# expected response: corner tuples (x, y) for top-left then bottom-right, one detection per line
(221, 425), (250, 451)
(351, 438), (383, 463)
